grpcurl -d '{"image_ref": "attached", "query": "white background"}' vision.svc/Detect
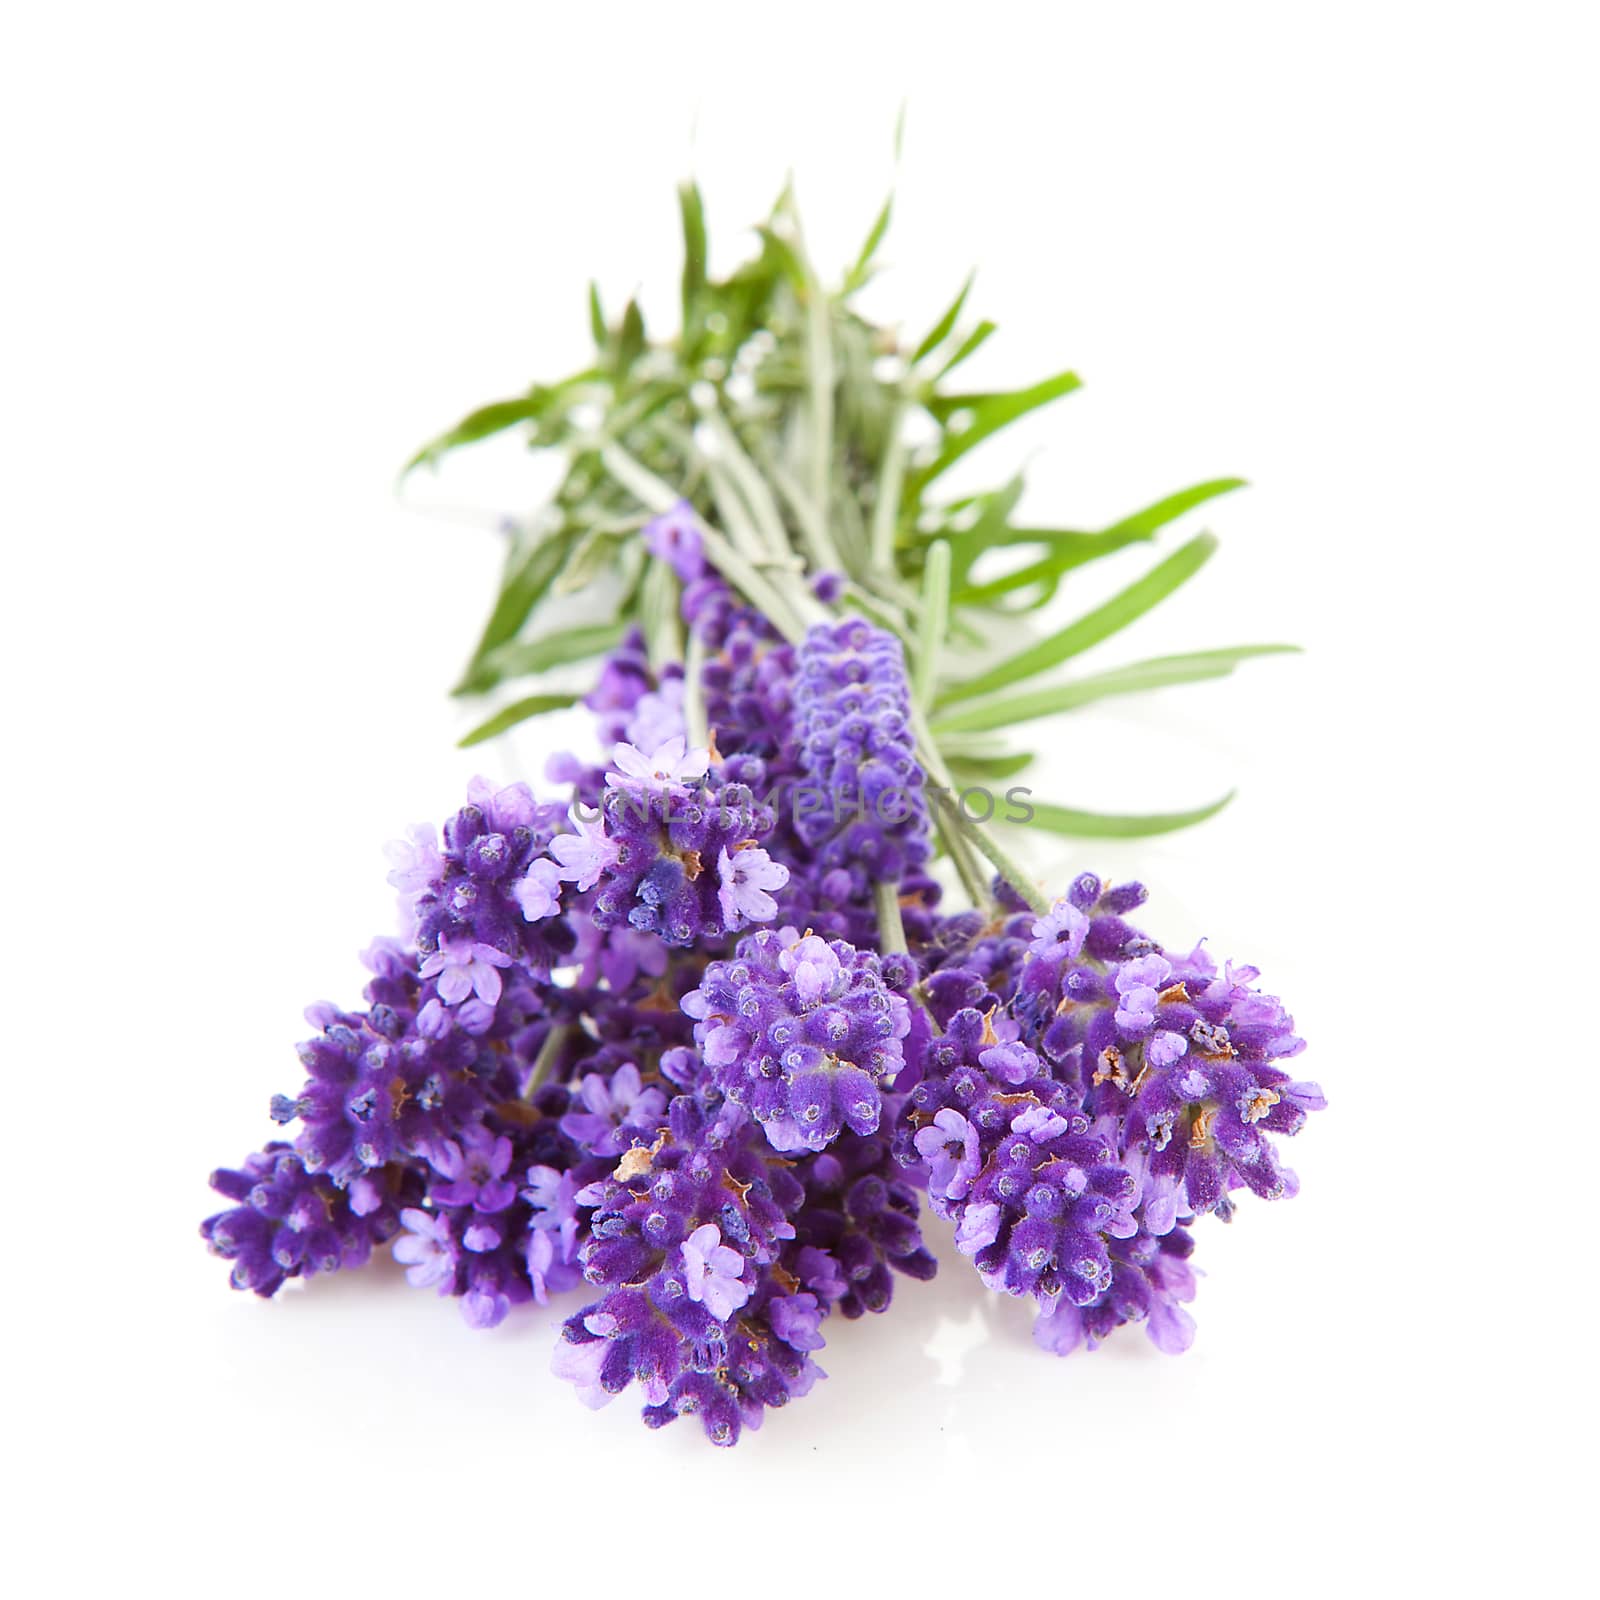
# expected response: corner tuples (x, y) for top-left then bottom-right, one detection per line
(5, 3), (1594, 1594)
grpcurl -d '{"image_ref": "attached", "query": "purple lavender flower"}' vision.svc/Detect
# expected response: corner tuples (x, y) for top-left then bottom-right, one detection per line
(394, 1108), (583, 1330)
(549, 1319), (615, 1408)
(419, 936), (512, 1006)
(902, 1017), (1135, 1307)
(394, 1206), (457, 1290)
(525, 1226), (582, 1304)
(794, 1245), (848, 1302)
(1028, 896), (1088, 961)
(202, 493), (1320, 1443)
(643, 501), (706, 582)
(954, 1202), (1001, 1257)
(681, 1223), (753, 1320)
(684, 926), (911, 1152)
(606, 735), (710, 791)
(683, 604), (947, 951)
(558, 1264), (831, 1448)
(1112, 952), (1171, 1033)
(274, 1005), (489, 1185)
(624, 674), (687, 752)
(409, 780), (576, 975)
(523, 1162), (582, 1301)
(1034, 892), (1319, 1217)
(519, 1149), (586, 1305)
(428, 1125), (518, 1213)
(767, 1291), (826, 1351)
(465, 775), (543, 831)
(548, 814), (617, 892)
(792, 619), (931, 886)
(790, 1132), (937, 1317)
(571, 919), (670, 991)
(914, 1108), (980, 1200)
(584, 627), (655, 746)
(716, 843), (788, 928)
(576, 1096), (800, 1293)
(550, 1075), (832, 1452)
(899, 873), (1321, 1354)
(512, 858), (564, 921)
(979, 1039), (1039, 1085)
(1033, 1228), (1200, 1355)
(559, 1062), (668, 1157)
(551, 1092), (823, 1443)
(1142, 1247), (1201, 1353)
(694, 599), (795, 764)
(385, 823), (443, 937)
(202, 1144), (405, 1296)
(462, 1273), (513, 1329)
(592, 755), (779, 948)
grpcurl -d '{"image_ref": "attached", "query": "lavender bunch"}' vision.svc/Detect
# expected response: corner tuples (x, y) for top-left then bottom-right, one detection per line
(203, 179), (1321, 1446)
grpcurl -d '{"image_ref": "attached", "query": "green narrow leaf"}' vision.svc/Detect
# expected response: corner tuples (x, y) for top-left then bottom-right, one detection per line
(913, 272), (975, 364)
(552, 526), (628, 595)
(845, 192), (893, 293)
(715, 244), (782, 350)
(937, 531), (1220, 706)
(951, 479), (1249, 609)
(1104, 477), (1247, 540)
(955, 533), (1150, 607)
(931, 645), (1300, 734)
(404, 393), (555, 475)
(640, 557), (683, 670)
(944, 475), (1026, 584)
(934, 731), (1021, 759)
(614, 299), (645, 383)
(955, 478), (1249, 561)
(752, 223), (808, 293)
(678, 181), (708, 340)
(954, 550), (1070, 609)
(915, 539), (951, 707)
(455, 621), (625, 698)
(588, 282), (607, 348)
(454, 529), (575, 690)
(1020, 791), (1235, 838)
(917, 370), (1081, 486)
(458, 693), (579, 748)
(947, 750), (1036, 782)
(937, 319), (997, 379)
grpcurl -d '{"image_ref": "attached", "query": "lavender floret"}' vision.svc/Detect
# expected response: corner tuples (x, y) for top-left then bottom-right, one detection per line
(792, 619), (931, 886)
(683, 926), (911, 1153)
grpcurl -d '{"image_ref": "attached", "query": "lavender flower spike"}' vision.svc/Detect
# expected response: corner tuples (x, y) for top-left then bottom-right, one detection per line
(793, 618), (931, 888)
(684, 926), (911, 1153)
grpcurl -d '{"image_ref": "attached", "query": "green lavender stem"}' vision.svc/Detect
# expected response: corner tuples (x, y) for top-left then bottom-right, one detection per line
(527, 1021), (577, 1095)
(931, 787), (1048, 915)
(873, 879), (909, 956)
